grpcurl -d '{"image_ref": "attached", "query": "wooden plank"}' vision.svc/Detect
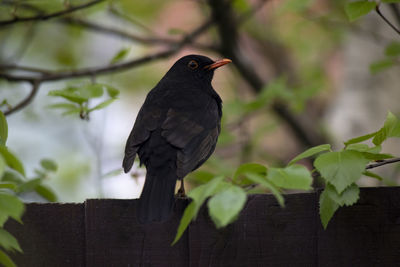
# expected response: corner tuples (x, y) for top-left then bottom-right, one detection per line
(85, 198), (189, 267)
(4, 203), (85, 267)
(318, 187), (400, 267)
(188, 193), (318, 267)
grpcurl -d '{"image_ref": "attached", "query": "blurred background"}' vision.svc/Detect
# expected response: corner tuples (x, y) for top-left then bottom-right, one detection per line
(1, 0), (399, 202)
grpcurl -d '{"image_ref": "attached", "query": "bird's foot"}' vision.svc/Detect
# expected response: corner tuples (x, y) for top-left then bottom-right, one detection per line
(176, 180), (186, 198)
(175, 188), (186, 198)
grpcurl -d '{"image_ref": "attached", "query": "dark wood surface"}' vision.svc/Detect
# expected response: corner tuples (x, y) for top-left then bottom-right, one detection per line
(4, 187), (400, 267)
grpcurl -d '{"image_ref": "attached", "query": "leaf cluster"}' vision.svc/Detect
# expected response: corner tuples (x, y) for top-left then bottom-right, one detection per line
(174, 111), (400, 244)
(0, 111), (58, 267)
(48, 83), (120, 120)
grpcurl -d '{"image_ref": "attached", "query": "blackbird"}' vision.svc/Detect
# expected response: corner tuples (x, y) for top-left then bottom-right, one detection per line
(123, 54), (231, 223)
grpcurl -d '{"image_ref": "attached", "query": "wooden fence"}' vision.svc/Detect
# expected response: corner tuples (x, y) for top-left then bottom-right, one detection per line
(5, 187), (400, 266)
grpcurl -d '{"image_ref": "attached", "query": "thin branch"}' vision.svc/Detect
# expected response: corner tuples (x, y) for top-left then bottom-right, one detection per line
(0, 49), (177, 82)
(1, 20), (213, 115)
(59, 17), (170, 44)
(375, 4), (400, 36)
(389, 3), (400, 26)
(366, 158), (400, 169)
(208, 0), (327, 148)
(0, 64), (52, 75)
(0, 19), (212, 82)
(0, 0), (105, 26)
(4, 80), (40, 116)
(58, 17), (217, 51)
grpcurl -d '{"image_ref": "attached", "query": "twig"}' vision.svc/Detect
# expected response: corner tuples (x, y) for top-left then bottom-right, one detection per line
(1, 20), (213, 115)
(389, 3), (400, 26)
(0, 0), (105, 26)
(58, 17), (217, 51)
(375, 4), (400, 36)
(4, 80), (41, 116)
(366, 158), (400, 169)
(59, 17), (170, 44)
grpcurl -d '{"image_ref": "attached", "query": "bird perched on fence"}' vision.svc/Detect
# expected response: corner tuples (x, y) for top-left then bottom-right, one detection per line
(123, 54), (231, 223)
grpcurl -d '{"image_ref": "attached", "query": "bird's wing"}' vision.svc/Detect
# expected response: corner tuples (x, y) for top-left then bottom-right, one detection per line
(161, 102), (220, 178)
(123, 105), (162, 173)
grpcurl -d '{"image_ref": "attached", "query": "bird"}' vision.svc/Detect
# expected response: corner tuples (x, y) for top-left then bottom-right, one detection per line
(123, 54), (231, 223)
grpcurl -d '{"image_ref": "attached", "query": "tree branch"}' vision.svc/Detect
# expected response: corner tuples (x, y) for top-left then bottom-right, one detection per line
(1, 20), (213, 115)
(4, 80), (41, 116)
(58, 17), (217, 51)
(366, 158), (400, 169)
(0, 0), (105, 26)
(375, 4), (400, 36)
(208, 0), (327, 148)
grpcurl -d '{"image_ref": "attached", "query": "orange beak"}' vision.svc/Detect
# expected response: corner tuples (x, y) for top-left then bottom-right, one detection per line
(204, 58), (232, 70)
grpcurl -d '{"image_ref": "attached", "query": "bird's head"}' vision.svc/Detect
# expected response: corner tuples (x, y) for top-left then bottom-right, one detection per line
(164, 54), (231, 84)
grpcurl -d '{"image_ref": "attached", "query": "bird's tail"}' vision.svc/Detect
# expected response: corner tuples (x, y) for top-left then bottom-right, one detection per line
(137, 170), (177, 223)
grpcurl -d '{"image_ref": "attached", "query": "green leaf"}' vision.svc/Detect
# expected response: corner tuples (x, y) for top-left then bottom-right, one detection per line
(362, 152), (393, 160)
(0, 193), (24, 226)
(319, 188), (339, 229)
(345, 143), (371, 152)
(370, 59), (395, 74)
(0, 229), (22, 253)
(89, 98), (116, 112)
(208, 185), (246, 228)
(106, 86), (120, 98)
(345, 144), (393, 160)
(187, 176), (226, 206)
(110, 47), (130, 64)
(382, 0), (400, 4)
(0, 147), (25, 177)
(0, 182), (17, 191)
(385, 42), (400, 57)
(172, 202), (196, 245)
(325, 183), (360, 206)
(62, 107), (82, 116)
(0, 154), (5, 178)
(48, 87), (88, 104)
(47, 103), (78, 110)
(245, 172), (284, 207)
(268, 164), (312, 190)
(80, 84), (104, 99)
(187, 171), (215, 184)
(363, 170), (384, 181)
(173, 176), (226, 245)
(373, 112), (400, 145)
(314, 150), (369, 194)
(0, 250), (16, 267)
(288, 144), (331, 165)
(35, 185), (57, 202)
(40, 159), (57, 172)
(17, 178), (42, 193)
(1, 171), (24, 185)
(344, 1), (376, 22)
(233, 163), (267, 183)
(344, 132), (377, 146)
(0, 111), (7, 146)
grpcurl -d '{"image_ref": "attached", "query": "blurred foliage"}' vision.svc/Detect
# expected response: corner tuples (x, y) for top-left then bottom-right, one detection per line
(0, 111), (57, 266)
(1, 0), (400, 260)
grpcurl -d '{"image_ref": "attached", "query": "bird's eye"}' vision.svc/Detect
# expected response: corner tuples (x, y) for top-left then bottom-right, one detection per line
(188, 60), (199, 69)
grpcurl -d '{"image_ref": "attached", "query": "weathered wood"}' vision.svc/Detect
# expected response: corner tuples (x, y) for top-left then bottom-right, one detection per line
(318, 187), (400, 267)
(4, 187), (400, 266)
(85, 198), (189, 267)
(5, 203), (85, 267)
(189, 193), (318, 267)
